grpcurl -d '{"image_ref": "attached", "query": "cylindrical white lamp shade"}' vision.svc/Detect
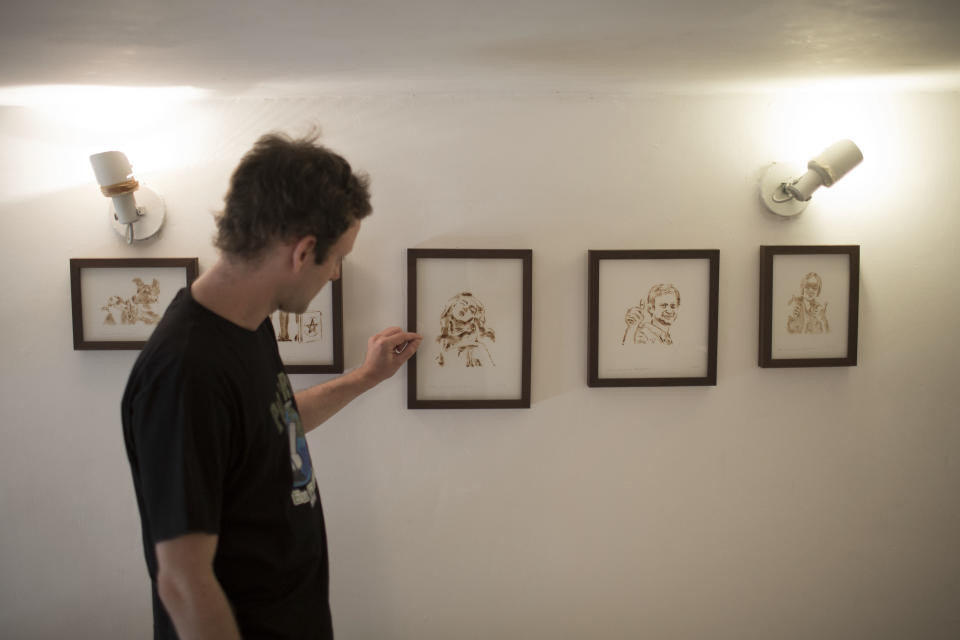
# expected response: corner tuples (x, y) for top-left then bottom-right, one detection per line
(90, 151), (141, 225)
(808, 139), (863, 186)
(89, 150), (165, 242)
(90, 151), (133, 186)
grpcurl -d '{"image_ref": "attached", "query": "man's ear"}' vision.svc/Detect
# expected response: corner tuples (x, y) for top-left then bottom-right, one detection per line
(290, 236), (318, 273)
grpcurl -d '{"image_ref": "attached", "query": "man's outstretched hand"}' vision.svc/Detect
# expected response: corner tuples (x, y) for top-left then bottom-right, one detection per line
(358, 327), (423, 386)
(295, 327), (423, 432)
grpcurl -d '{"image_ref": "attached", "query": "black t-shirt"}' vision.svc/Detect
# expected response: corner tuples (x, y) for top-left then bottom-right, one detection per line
(121, 287), (332, 639)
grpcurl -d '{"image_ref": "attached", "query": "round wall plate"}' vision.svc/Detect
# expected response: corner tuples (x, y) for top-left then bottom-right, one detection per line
(109, 185), (166, 241)
(760, 162), (808, 217)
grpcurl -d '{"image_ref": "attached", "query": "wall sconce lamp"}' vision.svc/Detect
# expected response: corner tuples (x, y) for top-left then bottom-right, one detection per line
(89, 151), (166, 243)
(760, 139), (863, 217)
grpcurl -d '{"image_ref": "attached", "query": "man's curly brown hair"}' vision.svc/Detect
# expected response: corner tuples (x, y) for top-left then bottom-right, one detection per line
(214, 131), (372, 264)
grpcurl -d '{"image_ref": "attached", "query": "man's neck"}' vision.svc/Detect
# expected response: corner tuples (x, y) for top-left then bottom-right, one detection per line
(191, 256), (282, 331)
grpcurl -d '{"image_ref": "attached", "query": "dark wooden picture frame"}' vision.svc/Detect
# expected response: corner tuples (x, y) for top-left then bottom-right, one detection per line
(273, 277), (344, 374)
(70, 257), (199, 350)
(588, 249), (719, 387)
(407, 249), (532, 409)
(759, 245), (859, 368)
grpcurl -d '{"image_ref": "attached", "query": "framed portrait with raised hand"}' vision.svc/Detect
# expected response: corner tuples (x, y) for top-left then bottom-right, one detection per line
(588, 249), (719, 387)
(407, 248), (532, 409)
(759, 245), (860, 368)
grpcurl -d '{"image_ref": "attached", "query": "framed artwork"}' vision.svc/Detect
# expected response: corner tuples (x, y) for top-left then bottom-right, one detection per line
(271, 277), (344, 374)
(407, 249), (532, 409)
(588, 250), (719, 387)
(70, 257), (199, 350)
(759, 245), (859, 367)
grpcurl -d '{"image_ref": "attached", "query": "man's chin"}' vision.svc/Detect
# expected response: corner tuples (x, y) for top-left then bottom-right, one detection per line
(278, 303), (309, 315)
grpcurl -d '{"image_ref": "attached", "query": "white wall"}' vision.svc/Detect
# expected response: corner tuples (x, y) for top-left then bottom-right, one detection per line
(1, 88), (958, 639)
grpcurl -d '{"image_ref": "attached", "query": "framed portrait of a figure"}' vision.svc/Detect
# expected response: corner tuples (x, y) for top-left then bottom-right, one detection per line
(271, 276), (344, 374)
(407, 249), (532, 409)
(588, 250), (719, 386)
(759, 245), (859, 367)
(70, 258), (199, 350)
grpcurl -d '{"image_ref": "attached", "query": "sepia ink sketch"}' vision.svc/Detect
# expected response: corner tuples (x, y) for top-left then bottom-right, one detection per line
(621, 283), (681, 345)
(787, 272), (829, 334)
(276, 310), (323, 344)
(101, 277), (161, 326)
(436, 291), (496, 367)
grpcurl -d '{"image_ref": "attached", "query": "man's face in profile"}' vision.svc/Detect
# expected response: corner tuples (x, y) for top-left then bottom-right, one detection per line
(650, 293), (679, 326)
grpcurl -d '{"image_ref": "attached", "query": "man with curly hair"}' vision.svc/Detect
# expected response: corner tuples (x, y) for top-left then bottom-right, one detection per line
(121, 131), (422, 639)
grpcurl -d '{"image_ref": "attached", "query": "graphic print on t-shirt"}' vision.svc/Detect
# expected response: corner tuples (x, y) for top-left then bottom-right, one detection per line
(270, 372), (318, 507)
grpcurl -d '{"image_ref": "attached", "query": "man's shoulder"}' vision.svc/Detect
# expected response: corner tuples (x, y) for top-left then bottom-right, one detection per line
(141, 293), (215, 360)
(127, 293), (237, 392)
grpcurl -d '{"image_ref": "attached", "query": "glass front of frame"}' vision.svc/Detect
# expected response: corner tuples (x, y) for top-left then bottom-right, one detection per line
(771, 253), (850, 359)
(80, 267), (189, 342)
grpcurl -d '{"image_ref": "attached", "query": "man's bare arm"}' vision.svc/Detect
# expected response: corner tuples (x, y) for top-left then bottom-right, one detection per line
(155, 533), (241, 640)
(296, 327), (421, 433)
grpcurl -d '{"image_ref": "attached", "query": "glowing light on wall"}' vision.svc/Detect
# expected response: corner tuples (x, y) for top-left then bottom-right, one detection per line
(0, 85), (213, 202)
(746, 73), (941, 219)
(768, 100), (901, 219)
(0, 85), (207, 121)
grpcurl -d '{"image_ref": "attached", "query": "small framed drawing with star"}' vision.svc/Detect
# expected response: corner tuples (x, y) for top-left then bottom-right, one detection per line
(270, 276), (344, 374)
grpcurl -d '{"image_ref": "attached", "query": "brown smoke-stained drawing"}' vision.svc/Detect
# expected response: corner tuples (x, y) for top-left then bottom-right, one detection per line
(436, 291), (495, 367)
(102, 277), (161, 326)
(787, 272), (829, 334)
(621, 283), (681, 345)
(276, 310), (323, 344)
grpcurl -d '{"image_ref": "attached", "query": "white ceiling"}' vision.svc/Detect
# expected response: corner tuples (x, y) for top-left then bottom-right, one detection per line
(3, 0), (960, 93)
